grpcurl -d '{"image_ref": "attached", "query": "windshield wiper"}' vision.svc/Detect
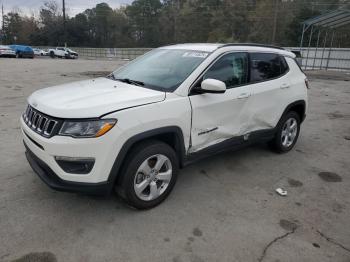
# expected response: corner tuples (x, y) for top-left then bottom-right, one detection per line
(110, 75), (145, 87)
(120, 78), (145, 86)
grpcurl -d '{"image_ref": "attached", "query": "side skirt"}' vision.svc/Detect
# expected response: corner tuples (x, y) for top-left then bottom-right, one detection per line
(183, 129), (276, 166)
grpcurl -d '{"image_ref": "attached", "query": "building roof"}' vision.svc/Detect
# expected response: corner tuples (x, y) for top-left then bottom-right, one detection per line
(303, 9), (350, 29)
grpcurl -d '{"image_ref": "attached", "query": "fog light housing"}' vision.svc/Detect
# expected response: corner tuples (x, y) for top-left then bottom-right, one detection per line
(55, 156), (95, 174)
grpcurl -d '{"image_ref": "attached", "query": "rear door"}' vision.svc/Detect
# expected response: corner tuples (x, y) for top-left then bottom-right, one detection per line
(243, 53), (291, 132)
(189, 52), (251, 153)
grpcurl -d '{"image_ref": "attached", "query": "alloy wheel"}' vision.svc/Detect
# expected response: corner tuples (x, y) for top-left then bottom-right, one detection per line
(133, 154), (172, 201)
(281, 117), (298, 148)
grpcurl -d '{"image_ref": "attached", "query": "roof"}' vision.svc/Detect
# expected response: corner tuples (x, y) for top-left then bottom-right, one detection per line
(161, 43), (294, 57)
(161, 43), (224, 52)
(303, 9), (350, 29)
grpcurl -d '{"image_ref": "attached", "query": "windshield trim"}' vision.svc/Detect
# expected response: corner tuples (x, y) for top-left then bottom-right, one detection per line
(111, 48), (212, 93)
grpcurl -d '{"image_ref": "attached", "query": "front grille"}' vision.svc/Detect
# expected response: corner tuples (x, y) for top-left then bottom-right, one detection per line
(23, 105), (61, 138)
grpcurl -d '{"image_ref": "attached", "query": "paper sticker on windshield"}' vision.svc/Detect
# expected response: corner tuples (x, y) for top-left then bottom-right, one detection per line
(182, 52), (208, 58)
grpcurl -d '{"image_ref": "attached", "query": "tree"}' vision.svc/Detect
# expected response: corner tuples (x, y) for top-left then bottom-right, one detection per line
(126, 0), (163, 47)
(208, 0), (251, 43)
(3, 12), (23, 44)
(1, 0), (349, 48)
(32, 1), (64, 46)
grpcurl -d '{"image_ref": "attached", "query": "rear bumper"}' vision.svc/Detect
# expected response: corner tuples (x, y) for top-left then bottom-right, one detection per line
(0, 52), (16, 57)
(24, 142), (112, 195)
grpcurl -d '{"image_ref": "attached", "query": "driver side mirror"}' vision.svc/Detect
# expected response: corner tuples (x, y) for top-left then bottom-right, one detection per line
(196, 79), (226, 94)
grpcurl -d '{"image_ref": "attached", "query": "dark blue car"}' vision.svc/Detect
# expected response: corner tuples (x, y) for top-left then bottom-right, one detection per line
(10, 45), (34, 58)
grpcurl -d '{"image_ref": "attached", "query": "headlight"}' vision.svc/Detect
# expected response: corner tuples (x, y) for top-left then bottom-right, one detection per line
(59, 119), (117, 138)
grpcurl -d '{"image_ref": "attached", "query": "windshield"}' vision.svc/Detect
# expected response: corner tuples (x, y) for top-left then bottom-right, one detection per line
(112, 49), (209, 91)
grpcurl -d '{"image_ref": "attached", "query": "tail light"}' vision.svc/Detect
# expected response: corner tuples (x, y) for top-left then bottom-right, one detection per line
(305, 78), (310, 89)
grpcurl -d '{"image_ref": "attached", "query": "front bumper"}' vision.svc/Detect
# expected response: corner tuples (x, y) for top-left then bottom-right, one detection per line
(66, 53), (78, 59)
(25, 142), (111, 195)
(20, 116), (124, 185)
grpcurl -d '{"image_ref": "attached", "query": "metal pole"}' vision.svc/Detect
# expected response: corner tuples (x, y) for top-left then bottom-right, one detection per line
(320, 30), (328, 70)
(271, 0), (278, 44)
(326, 31), (335, 70)
(305, 26), (314, 70)
(299, 24), (306, 50)
(312, 29), (321, 70)
(299, 24), (306, 68)
(1, 4), (4, 30)
(173, 0), (179, 43)
(62, 0), (66, 46)
(1, 4), (4, 44)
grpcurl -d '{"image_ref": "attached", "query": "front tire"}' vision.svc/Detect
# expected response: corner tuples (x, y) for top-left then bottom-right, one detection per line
(269, 111), (300, 153)
(117, 140), (179, 209)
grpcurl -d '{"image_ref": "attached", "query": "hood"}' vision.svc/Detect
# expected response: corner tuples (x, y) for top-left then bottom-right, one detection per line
(28, 77), (166, 118)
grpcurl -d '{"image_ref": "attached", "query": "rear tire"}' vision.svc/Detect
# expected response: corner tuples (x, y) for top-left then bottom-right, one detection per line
(269, 111), (300, 153)
(50, 51), (55, 58)
(116, 140), (179, 209)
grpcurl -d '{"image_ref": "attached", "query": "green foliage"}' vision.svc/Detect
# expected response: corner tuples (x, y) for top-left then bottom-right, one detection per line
(1, 0), (349, 47)
(126, 0), (162, 46)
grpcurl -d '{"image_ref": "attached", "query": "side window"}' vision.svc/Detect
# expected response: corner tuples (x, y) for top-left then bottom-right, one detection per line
(250, 53), (286, 82)
(203, 53), (248, 89)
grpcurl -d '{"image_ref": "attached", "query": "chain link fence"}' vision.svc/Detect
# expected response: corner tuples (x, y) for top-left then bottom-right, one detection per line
(35, 46), (350, 71)
(296, 48), (350, 71)
(73, 47), (152, 60)
(36, 47), (152, 60)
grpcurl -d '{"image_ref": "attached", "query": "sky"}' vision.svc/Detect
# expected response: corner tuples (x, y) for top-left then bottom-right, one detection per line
(1, 0), (134, 17)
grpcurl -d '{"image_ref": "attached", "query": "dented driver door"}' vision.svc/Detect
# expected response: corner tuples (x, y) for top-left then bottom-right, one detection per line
(188, 52), (251, 153)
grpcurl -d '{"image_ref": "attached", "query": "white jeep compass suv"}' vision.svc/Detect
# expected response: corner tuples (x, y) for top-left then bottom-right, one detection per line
(21, 44), (308, 209)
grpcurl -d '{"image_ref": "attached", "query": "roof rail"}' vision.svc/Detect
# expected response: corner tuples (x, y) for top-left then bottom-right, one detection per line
(219, 43), (285, 50)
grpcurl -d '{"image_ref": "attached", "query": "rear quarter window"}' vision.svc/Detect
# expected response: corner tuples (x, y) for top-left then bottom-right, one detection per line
(250, 53), (288, 82)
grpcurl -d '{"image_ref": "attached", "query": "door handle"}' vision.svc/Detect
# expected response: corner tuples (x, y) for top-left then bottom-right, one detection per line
(237, 93), (250, 99)
(280, 83), (290, 89)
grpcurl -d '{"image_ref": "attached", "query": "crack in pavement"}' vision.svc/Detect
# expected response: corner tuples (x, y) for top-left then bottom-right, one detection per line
(317, 230), (350, 253)
(258, 228), (297, 262)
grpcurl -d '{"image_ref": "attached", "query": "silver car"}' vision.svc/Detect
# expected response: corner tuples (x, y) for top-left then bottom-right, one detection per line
(0, 45), (16, 58)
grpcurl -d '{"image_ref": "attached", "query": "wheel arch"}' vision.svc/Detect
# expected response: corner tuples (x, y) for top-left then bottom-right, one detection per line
(280, 100), (306, 124)
(107, 126), (186, 188)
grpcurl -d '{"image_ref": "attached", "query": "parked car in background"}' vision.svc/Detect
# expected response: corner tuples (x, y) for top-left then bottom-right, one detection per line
(33, 48), (48, 56)
(21, 43), (308, 209)
(10, 45), (34, 58)
(0, 45), (16, 57)
(49, 47), (67, 58)
(48, 47), (78, 59)
(65, 48), (78, 59)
